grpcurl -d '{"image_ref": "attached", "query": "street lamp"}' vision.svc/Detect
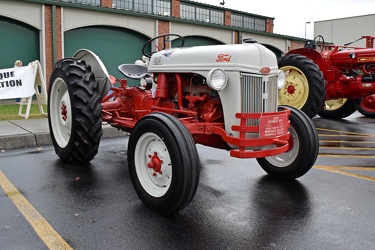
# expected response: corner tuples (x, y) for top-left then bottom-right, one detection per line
(305, 21), (311, 39)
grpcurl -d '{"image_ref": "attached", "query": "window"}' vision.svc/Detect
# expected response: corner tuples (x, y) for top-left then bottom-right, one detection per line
(153, 0), (171, 16)
(61, 0), (100, 6)
(231, 13), (266, 32)
(113, 0), (132, 10)
(231, 14), (242, 28)
(134, 0), (152, 13)
(254, 18), (266, 31)
(243, 16), (254, 30)
(210, 9), (224, 25)
(180, 4), (195, 20)
(113, 0), (170, 16)
(195, 7), (209, 22)
(181, 3), (224, 25)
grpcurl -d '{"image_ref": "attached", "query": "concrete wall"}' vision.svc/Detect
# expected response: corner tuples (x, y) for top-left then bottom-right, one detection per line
(314, 14), (375, 47)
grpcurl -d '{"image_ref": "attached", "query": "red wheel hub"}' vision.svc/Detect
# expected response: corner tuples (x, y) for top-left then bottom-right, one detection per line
(287, 84), (296, 95)
(61, 103), (67, 121)
(148, 152), (163, 174)
(362, 95), (375, 109)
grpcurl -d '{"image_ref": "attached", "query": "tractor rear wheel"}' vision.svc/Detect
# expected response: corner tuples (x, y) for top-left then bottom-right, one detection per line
(318, 98), (360, 119)
(256, 106), (319, 179)
(358, 95), (375, 118)
(48, 58), (103, 164)
(278, 54), (325, 118)
(127, 112), (200, 214)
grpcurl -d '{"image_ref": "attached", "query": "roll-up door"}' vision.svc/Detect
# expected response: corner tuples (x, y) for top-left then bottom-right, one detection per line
(0, 16), (39, 69)
(64, 26), (150, 81)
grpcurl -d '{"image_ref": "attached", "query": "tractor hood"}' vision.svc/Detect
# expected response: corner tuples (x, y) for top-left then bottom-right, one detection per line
(147, 43), (278, 75)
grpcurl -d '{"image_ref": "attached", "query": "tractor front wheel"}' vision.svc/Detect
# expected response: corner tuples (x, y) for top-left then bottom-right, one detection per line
(358, 95), (375, 118)
(48, 58), (103, 164)
(256, 106), (319, 179)
(127, 112), (200, 214)
(318, 98), (360, 119)
(278, 54), (325, 118)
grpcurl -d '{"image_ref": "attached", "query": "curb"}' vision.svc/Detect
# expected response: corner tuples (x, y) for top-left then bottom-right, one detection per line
(0, 123), (127, 150)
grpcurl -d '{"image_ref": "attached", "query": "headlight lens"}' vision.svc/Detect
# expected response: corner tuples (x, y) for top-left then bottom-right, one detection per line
(207, 69), (227, 91)
(277, 70), (286, 89)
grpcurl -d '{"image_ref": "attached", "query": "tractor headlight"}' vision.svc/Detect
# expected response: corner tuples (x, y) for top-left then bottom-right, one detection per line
(277, 70), (286, 89)
(207, 69), (228, 91)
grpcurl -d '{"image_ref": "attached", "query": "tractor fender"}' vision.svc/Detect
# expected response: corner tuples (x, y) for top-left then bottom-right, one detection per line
(73, 49), (111, 99)
(286, 48), (328, 73)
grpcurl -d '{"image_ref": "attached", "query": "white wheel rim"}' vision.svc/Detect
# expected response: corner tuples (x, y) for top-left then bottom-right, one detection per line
(265, 126), (299, 167)
(134, 132), (172, 197)
(50, 77), (72, 148)
(278, 66), (309, 109)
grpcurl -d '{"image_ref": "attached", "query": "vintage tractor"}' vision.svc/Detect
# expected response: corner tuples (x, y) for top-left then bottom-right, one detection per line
(47, 34), (319, 215)
(355, 36), (375, 117)
(278, 35), (375, 119)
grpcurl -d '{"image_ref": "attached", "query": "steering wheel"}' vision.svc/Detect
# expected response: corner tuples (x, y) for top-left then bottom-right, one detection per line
(142, 34), (185, 58)
(314, 35), (325, 52)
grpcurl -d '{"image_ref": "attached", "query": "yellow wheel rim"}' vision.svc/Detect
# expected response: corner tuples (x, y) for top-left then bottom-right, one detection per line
(324, 98), (347, 111)
(278, 65), (309, 109)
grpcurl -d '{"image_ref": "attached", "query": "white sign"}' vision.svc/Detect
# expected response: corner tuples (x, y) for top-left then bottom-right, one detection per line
(0, 65), (35, 99)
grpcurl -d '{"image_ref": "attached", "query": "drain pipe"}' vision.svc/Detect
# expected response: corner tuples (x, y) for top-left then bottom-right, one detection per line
(52, 5), (57, 64)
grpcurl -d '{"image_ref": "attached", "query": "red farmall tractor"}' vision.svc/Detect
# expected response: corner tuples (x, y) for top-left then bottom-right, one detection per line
(47, 34), (319, 214)
(278, 35), (375, 119)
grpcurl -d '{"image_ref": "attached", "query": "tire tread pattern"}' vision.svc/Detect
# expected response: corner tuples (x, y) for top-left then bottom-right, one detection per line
(318, 99), (360, 119)
(48, 58), (103, 164)
(128, 112), (200, 214)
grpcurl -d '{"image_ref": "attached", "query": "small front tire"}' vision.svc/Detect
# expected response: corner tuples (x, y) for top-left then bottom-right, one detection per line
(256, 106), (319, 179)
(358, 95), (375, 118)
(127, 112), (200, 214)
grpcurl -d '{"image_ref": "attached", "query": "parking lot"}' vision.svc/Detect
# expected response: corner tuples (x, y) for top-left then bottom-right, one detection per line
(1, 112), (375, 249)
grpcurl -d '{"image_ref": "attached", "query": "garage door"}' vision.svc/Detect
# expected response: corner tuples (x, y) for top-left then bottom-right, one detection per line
(64, 26), (150, 81)
(0, 16), (39, 69)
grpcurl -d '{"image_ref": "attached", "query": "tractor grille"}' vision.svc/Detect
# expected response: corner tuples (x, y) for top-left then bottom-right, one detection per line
(241, 73), (278, 126)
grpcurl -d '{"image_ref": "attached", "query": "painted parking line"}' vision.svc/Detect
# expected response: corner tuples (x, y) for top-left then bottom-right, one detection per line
(318, 154), (375, 159)
(317, 128), (375, 137)
(319, 140), (375, 145)
(314, 166), (375, 182)
(320, 146), (375, 150)
(0, 171), (72, 250)
(317, 127), (375, 158)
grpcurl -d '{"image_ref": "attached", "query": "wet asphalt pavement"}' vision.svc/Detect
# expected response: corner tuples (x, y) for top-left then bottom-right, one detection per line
(1, 112), (375, 250)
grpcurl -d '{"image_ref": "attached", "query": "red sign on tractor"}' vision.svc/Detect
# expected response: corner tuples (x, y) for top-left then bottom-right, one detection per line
(259, 113), (289, 138)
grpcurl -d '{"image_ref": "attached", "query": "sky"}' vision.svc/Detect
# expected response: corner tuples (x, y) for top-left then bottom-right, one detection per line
(196, 0), (375, 39)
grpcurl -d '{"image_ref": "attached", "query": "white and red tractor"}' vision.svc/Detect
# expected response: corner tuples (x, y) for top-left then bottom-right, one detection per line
(48, 34), (319, 214)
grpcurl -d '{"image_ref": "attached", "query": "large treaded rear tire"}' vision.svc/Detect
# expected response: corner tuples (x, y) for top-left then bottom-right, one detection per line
(48, 58), (103, 164)
(318, 98), (360, 120)
(278, 54), (326, 118)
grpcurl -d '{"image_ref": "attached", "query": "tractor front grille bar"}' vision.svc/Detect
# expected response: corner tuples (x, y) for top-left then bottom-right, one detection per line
(240, 73), (278, 127)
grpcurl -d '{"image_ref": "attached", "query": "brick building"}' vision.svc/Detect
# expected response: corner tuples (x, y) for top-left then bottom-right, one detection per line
(0, 0), (306, 83)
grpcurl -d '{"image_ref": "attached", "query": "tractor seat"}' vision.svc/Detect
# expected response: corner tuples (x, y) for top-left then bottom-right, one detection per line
(118, 64), (149, 79)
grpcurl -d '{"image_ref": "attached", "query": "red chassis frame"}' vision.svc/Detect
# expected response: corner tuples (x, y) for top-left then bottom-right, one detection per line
(101, 74), (291, 159)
